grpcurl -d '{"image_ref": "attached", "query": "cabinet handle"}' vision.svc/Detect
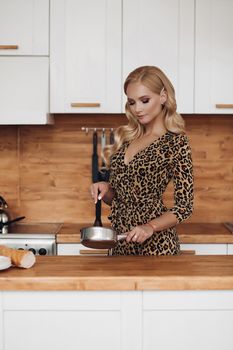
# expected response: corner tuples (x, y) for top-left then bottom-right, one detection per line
(79, 249), (108, 255)
(0, 45), (19, 50)
(180, 250), (196, 255)
(71, 102), (101, 108)
(215, 104), (233, 109)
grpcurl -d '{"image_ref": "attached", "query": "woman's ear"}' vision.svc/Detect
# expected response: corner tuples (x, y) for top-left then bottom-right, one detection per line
(160, 89), (167, 105)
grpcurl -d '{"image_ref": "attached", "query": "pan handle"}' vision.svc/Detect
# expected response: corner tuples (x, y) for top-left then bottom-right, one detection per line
(0, 216), (25, 227)
(93, 191), (102, 227)
(117, 234), (127, 241)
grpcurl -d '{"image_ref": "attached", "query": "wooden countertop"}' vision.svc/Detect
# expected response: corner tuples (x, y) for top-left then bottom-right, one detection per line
(0, 255), (233, 291)
(56, 223), (233, 244)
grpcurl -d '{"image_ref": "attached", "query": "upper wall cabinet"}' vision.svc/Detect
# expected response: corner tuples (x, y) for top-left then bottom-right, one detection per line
(0, 0), (51, 124)
(0, 0), (49, 55)
(195, 0), (233, 114)
(123, 0), (195, 114)
(50, 0), (122, 113)
(0, 57), (50, 124)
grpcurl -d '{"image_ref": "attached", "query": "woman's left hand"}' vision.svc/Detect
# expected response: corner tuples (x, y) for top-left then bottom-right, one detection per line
(126, 224), (154, 244)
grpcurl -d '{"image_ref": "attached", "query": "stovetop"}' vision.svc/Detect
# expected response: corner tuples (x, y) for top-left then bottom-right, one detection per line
(8, 222), (62, 235)
(0, 223), (62, 255)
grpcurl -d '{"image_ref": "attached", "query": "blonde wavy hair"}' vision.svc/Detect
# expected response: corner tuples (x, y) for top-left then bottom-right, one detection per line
(103, 65), (185, 168)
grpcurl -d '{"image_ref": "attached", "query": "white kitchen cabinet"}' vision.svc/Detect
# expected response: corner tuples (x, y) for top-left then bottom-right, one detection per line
(0, 0), (49, 56)
(0, 57), (52, 124)
(1, 291), (233, 350)
(57, 244), (108, 256)
(143, 291), (233, 350)
(57, 243), (89, 255)
(50, 0), (122, 113)
(227, 245), (233, 255)
(195, 0), (233, 113)
(57, 244), (82, 255)
(180, 243), (227, 255)
(0, 0), (51, 125)
(123, 0), (195, 113)
(59, 243), (229, 256)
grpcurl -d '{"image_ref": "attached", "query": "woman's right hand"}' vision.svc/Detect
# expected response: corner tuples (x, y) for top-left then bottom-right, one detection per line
(90, 181), (113, 204)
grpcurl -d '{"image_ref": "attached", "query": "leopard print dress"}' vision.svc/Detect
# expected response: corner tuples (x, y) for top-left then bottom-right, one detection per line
(108, 131), (194, 256)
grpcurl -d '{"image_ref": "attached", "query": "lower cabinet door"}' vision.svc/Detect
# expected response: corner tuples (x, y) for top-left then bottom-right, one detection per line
(2, 291), (233, 350)
(59, 243), (229, 256)
(180, 243), (227, 255)
(143, 309), (233, 350)
(57, 243), (108, 256)
(0, 57), (51, 124)
(228, 244), (233, 255)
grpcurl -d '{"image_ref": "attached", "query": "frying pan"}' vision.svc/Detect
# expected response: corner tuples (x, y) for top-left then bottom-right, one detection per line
(82, 129), (126, 249)
(80, 197), (126, 249)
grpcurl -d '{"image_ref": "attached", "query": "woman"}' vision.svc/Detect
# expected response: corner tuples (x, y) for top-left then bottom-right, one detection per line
(91, 66), (194, 255)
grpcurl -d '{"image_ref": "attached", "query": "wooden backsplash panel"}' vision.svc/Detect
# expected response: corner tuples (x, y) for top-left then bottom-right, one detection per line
(186, 116), (233, 222)
(0, 126), (19, 214)
(0, 115), (232, 223)
(19, 122), (94, 222)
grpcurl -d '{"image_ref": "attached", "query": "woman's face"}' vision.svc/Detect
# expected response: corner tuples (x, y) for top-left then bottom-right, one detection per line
(126, 82), (165, 125)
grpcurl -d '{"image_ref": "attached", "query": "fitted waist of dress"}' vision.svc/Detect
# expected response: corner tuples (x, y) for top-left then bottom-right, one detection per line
(116, 191), (162, 204)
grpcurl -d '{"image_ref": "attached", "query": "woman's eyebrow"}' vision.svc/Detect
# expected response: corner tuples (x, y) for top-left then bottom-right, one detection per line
(127, 95), (150, 100)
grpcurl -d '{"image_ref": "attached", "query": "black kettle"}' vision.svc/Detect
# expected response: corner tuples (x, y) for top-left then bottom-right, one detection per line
(0, 196), (25, 234)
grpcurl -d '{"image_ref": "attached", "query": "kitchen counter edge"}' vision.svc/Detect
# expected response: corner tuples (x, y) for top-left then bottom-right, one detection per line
(0, 255), (233, 291)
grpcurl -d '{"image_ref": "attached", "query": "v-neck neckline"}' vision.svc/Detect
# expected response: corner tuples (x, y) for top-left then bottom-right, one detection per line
(123, 131), (170, 166)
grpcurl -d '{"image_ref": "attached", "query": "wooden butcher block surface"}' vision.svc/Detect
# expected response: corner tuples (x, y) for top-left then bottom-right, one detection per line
(0, 255), (233, 291)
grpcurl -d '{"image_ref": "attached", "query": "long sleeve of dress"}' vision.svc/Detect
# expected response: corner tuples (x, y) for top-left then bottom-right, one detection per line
(169, 134), (194, 223)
